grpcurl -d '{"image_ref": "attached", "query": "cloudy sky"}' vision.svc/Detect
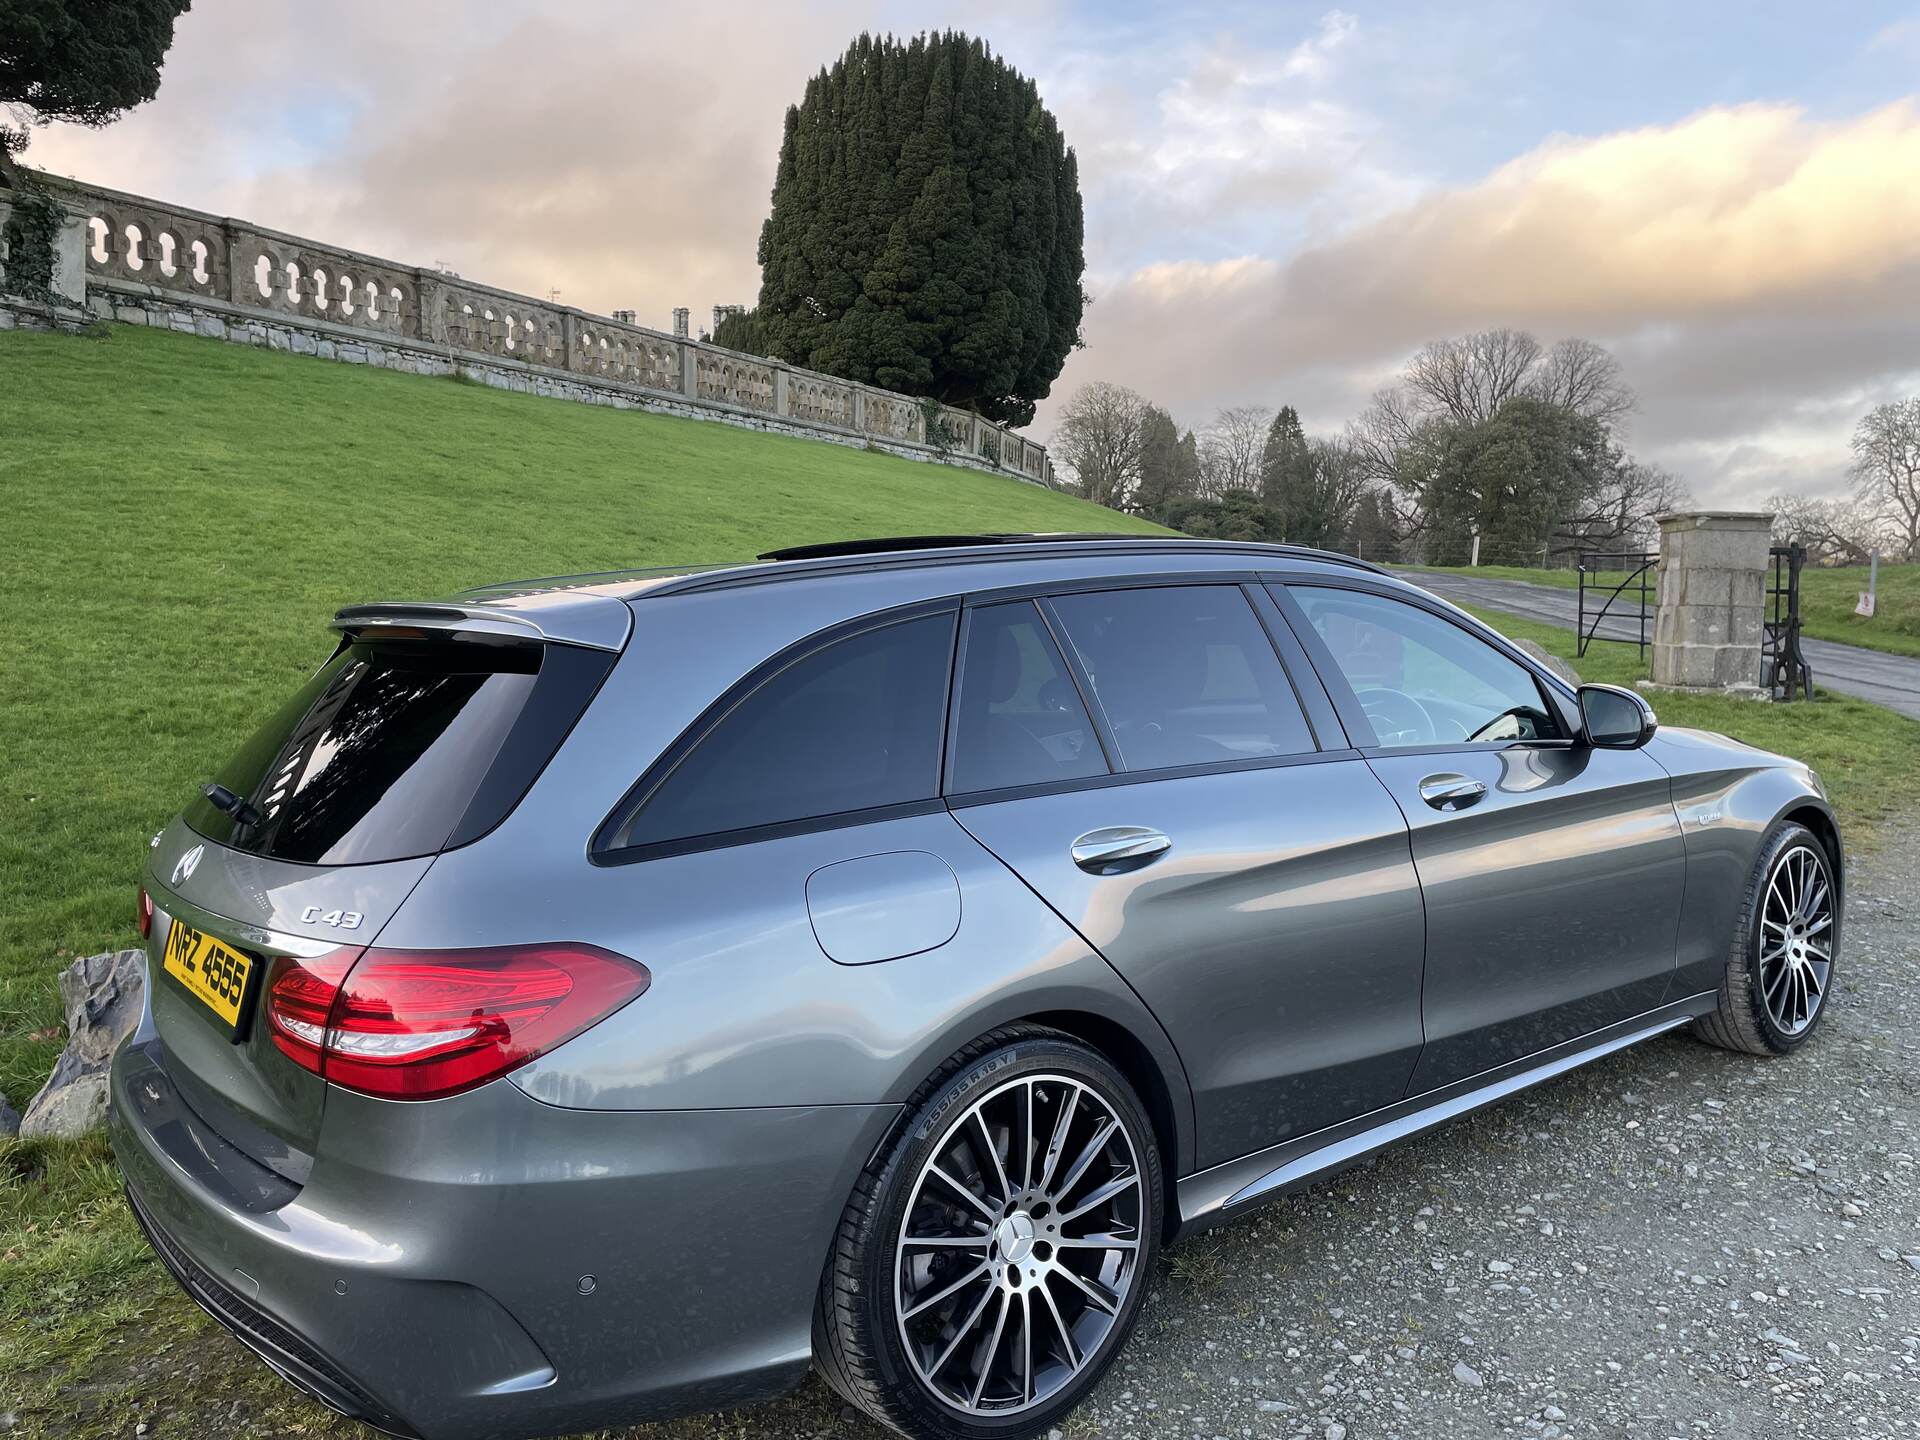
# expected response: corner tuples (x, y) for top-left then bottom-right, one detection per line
(23, 1), (1920, 503)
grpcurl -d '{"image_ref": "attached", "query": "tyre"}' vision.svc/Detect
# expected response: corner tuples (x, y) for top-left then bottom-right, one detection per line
(815, 1028), (1164, 1439)
(1694, 821), (1839, 1056)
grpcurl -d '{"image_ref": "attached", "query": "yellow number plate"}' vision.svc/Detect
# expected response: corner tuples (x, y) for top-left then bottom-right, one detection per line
(162, 919), (255, 1030)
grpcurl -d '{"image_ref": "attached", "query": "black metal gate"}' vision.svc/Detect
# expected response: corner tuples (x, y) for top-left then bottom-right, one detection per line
(1763, 542), (1814, 701)
(1575, 550), (1658, 659)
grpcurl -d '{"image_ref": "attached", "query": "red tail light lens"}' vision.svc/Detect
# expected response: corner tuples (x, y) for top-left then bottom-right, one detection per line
(137, 888), (154, 939)
(266, 944), (648, 1100)
(267, 949), (362, 1077)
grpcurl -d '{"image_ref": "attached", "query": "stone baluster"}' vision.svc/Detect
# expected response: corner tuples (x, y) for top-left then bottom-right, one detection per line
(223, 221), (248, 309)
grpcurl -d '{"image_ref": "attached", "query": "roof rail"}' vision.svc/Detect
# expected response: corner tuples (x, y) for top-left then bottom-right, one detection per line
(753, 533), (1386, 574)
(756, 532), (1146, 562)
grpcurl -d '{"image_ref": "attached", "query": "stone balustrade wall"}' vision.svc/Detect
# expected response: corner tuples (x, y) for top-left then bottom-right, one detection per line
(1, 172), (1053, 486)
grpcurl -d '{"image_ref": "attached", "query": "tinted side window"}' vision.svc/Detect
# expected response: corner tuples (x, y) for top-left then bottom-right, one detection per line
(1287, 586), (1563, 747)
(1049, 586), (1316, 772)
(949, 601), (1107, 794)
(618, 613), (954, 847)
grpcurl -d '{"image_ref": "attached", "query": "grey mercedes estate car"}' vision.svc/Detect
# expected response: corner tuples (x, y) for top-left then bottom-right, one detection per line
(111, 535), (1841, 1440)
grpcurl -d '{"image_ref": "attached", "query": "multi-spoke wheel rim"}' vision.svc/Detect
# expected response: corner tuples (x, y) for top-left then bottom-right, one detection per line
(1759, 843), (1833, 1036)
(894, 1073), (1143, 1415)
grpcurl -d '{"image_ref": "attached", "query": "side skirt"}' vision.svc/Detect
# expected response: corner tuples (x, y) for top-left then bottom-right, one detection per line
(1175, 992), (1719, 1233)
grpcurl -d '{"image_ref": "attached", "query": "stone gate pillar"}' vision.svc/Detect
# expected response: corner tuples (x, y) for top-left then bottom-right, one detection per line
(1650, 511), (1774, 692)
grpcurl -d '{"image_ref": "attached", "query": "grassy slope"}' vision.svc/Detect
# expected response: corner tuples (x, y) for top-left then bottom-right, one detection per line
(0, 323), (1165, 1436)
(1410, 561), (1920, 657)
(0, 324), (1161, 1102)
(2, 325), (1916, 1438)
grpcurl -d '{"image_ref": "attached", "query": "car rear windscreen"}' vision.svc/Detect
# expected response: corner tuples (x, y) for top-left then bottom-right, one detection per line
(184, 635), (611, 864)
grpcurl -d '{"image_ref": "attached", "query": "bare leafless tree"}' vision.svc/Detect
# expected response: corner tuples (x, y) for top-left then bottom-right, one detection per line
(1561, 458), (1688, 549)
(1196, 405), (1273, 498)
(1851, 398), (1920, 560)
(1529, 337), (1636, 431)
(1768, 492), (1889, 565)
(1051, 382), (1154, 509)
(1400, 328), (1635, 432)
(1346, 387), (1421, 488)
(1275, 436), (1374, 549)
(1404, 328), (1543, 425)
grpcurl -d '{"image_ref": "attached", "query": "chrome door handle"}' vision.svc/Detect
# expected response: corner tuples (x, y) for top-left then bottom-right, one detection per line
(1071, 826), (1172, 874)
(1418, 774), (1487, 811)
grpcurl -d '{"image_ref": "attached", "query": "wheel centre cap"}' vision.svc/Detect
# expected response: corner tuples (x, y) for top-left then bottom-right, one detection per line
(993, 1212), (1036, 1264)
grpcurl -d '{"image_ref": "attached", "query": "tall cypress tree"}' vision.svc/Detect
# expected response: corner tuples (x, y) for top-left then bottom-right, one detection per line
(747, 32), (1085, 427)
(0, 0), (192, 175)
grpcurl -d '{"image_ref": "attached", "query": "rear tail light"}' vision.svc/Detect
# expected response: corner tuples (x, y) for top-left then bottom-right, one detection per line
(267, 944), (649, 1100)
(137, 888), (154, 939)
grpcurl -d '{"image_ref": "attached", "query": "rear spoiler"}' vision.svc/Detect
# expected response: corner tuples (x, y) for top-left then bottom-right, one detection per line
(331, 599), (631, 652)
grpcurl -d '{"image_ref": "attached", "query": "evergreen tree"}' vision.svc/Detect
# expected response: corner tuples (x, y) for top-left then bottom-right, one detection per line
(710, 307), (774, 357)
(1159, 490), (1282, 542)
(0, 0), (191, 172)
(1345, 488), (1402, 562)
(1258, 405), (1310, 508)
(750, 32), (1085, 426)
(1174, 431), (1200, 497)
(1411, 397), (1612, 561)
(1134, 407), (1195, 515)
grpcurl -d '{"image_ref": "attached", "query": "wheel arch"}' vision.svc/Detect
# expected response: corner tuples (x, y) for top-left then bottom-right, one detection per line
(1780, 801), (1844, 905)
(1016, 1008), (1187, 1237)
(869, 993), (1196, 1221)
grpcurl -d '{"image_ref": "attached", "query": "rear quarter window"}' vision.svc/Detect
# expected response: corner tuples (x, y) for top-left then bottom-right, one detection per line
(608, 611), (957, 852)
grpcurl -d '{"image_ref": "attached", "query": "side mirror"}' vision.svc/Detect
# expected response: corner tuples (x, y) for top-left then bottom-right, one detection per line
(1578, 684), (1657, 749)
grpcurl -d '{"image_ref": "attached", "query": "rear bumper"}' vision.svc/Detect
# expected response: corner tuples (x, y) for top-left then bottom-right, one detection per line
(110, 1037), (899, 1439)
(125, 1181), (421, 1436)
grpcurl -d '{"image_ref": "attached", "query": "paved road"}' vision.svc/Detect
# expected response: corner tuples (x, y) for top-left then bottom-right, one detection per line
(1405, 569), (1920, 719)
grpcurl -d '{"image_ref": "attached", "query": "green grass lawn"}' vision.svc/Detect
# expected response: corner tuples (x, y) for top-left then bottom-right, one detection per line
(0, 323), (1161, 1435)
(1409, 560), (1920, 657)
(0, 324), (1162, 1108)
(2, 322), (1916, 1438)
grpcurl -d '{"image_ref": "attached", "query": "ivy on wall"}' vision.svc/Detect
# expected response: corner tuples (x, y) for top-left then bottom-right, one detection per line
(1, 180), (70, 307)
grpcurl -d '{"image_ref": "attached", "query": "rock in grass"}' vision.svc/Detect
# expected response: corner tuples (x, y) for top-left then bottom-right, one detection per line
(19, 949), (146, 1139)
(0, 1089), (19, 1138)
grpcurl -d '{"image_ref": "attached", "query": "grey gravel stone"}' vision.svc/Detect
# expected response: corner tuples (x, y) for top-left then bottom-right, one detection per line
(1452, 1360), (1484, 1388)
(63, 815), (1920, 1439)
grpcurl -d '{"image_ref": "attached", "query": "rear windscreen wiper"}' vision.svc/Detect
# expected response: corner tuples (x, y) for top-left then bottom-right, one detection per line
(201, 783), (265, 828)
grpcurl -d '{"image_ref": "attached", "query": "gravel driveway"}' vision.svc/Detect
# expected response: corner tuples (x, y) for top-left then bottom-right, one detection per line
(100, 819), (1920, 1440)
(614, 816), (1920, 1440)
